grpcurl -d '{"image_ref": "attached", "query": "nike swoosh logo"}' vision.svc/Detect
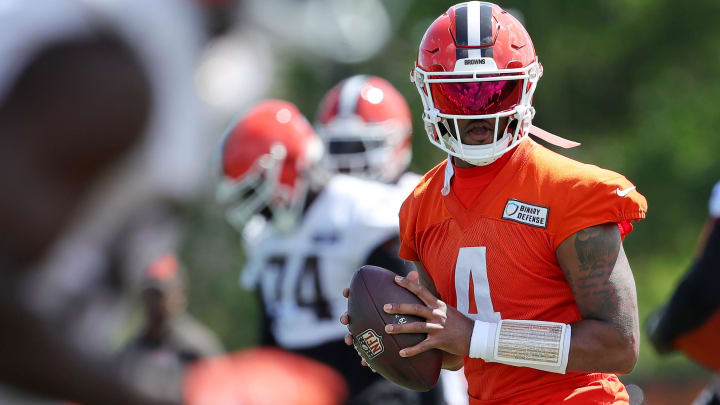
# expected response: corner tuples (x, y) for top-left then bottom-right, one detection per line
(616, 186), (636, 197)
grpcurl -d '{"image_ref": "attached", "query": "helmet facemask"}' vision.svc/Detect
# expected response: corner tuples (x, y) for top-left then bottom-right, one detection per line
(318, 116), (410, 182)
(412, 60), (542, 166)
(217, 143), (309, 234)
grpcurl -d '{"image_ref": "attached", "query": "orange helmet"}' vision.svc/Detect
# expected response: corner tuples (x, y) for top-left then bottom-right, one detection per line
(411, 1), (542, 165)
(315, 75), (412, 183)
(217, 100), (323, 232)
(184, 347), (348, 405)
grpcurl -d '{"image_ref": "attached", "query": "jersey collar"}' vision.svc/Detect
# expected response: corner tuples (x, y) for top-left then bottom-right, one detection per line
(441, 139), (534, 229)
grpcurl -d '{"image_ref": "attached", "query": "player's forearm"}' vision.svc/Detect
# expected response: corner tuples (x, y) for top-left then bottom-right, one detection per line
(566, 318), (639, 374)
(466, 313), (637, 375)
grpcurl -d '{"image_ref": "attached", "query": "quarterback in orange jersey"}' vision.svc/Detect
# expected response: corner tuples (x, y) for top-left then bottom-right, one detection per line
(342, 2), (647, 405)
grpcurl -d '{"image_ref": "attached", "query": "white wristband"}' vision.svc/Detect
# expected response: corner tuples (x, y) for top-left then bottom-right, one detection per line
(468, 319), (571, 374)
(468, 320), (497, 360)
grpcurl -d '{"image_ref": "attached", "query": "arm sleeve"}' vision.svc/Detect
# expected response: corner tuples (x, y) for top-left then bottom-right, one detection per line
(552, 175), (647, 250)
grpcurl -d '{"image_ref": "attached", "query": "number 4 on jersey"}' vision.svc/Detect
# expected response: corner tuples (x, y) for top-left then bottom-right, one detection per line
(454, 247), (501, 323)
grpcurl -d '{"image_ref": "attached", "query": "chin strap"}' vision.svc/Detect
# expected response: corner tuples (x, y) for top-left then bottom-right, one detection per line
(441, 156), (454, 196)
(514, 105), (580, 149)
(529, 125), (581, 149)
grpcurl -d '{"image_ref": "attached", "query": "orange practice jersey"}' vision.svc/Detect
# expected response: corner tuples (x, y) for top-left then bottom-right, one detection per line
(398, 139), (647, 404)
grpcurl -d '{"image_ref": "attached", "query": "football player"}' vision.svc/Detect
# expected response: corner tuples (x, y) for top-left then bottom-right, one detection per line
(317, 75), (469, 404)
(343, 2), (647, 404)
(218, 100), (443, 404)
(647, 180), (720, 404)
(119, 254), (224, 375)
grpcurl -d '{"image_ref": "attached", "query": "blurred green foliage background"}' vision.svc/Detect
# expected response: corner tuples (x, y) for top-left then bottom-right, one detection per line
(181, 0), (720, 388)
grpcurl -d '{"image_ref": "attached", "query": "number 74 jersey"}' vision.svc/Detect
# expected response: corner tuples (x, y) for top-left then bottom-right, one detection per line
(241, 174), (416, 349)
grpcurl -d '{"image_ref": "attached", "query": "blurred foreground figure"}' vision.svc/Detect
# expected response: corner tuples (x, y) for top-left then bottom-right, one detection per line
(184, 347), (347, 405)
(647, 181), (720, 404)
(218, 100), (438, 403)
(0, 0), (177, 403)
(0, 1), (343, 404)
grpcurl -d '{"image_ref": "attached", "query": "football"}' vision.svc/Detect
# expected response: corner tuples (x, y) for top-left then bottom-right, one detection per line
(347, 265), (442, 391)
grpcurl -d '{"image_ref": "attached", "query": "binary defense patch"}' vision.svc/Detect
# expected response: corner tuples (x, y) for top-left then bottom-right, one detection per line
(502, 199), (549, 228)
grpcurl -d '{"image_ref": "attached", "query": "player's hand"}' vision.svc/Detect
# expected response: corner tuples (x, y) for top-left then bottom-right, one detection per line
(340, 288), (355, 348)
(383, 271), (474, 358)
(340, 288), (372, 369)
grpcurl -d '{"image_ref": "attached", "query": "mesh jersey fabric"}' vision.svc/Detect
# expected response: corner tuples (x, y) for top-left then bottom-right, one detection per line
(398, 139), (646, 403)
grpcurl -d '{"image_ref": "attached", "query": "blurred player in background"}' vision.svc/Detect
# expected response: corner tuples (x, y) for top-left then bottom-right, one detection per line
(127, 255), (224, 363)
(647, 180), (720, 405)
(315, 75), (416, 187)
(118, 254), (224, 396)
(343, 2), (647, 404)
(218, 100), (447, 404)
(317, 74), (468, 405)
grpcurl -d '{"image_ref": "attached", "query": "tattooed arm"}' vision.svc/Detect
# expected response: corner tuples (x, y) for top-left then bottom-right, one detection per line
(556, 223), (640, 374)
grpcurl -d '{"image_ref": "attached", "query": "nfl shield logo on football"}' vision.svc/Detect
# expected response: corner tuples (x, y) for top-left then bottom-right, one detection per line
(357, 329), (384, 359)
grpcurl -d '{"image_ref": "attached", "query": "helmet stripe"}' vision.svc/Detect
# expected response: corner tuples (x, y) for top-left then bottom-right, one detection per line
(480, 2), (493, 57)
(456, 2), (494, 60)
(467, 1), (481, 58)
(338, 75), (369, 117)
(455, 3), (468, 59)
